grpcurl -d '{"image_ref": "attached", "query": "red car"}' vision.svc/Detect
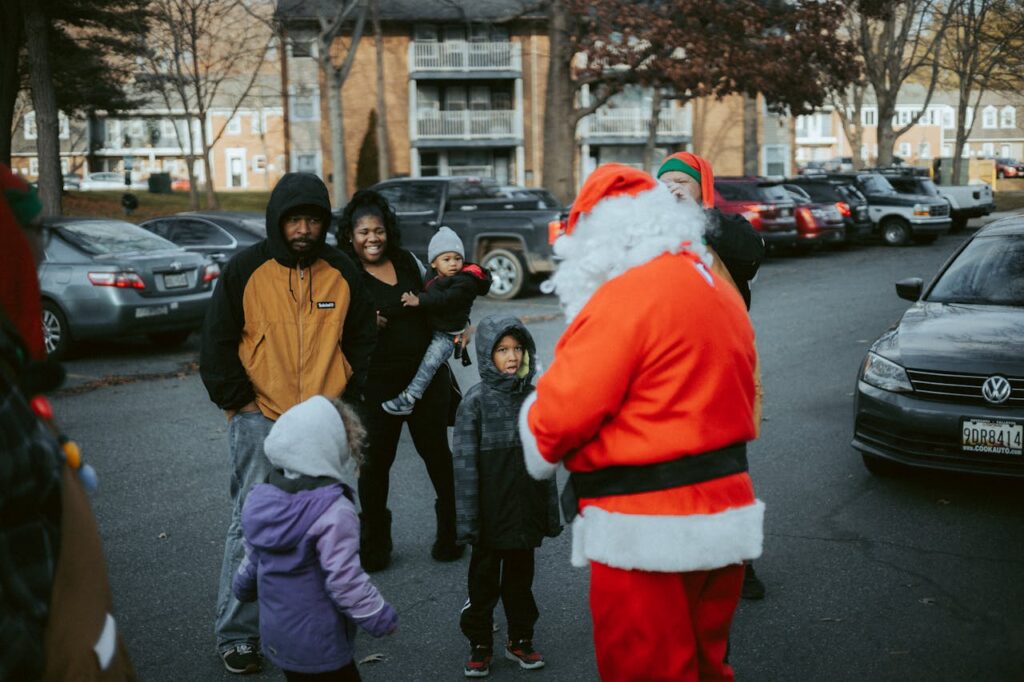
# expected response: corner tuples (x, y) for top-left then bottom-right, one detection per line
(714, 177), (798, 249)
(785, 187), (846, 250)
(995, 158), (1023, 179)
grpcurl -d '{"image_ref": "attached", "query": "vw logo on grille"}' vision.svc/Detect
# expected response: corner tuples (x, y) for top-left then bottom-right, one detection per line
(981, 375), (1011, 404)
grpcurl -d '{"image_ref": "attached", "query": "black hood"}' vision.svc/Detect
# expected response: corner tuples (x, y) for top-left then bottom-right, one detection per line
(874, 302), (1024, 376)
(474, 315), (537, 393)
(265, 172), (332, 267)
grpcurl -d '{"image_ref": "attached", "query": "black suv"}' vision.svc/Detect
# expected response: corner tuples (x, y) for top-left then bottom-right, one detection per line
(784, 177), (872, 243)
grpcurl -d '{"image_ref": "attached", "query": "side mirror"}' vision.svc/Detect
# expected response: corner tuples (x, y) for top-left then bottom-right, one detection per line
(895, 277), (923, 302)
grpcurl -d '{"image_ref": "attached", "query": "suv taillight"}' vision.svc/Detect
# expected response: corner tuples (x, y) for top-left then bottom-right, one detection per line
(548, 218), (567, 245)
(88, 271), (145, 289)
(836, 201), (851, 217)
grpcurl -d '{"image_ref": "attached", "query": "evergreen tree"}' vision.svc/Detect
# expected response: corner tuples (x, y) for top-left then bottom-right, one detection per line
(356, 110), (380, 191)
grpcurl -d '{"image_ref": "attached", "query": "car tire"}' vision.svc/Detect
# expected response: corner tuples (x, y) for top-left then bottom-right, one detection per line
(950, 216), (968, 233)
(880, 218), (911, 246)
(481, 248), (526, 300)
(147, 330), (193, 347)
(41, 301), (72, 361)
(861, 452), (903, 477)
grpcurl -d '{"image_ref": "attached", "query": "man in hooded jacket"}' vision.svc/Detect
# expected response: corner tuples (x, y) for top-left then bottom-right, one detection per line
(200, 172), (376, 674)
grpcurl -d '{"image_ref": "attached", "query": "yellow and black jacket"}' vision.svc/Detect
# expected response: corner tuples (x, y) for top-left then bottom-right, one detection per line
(199, 173), (376, 420)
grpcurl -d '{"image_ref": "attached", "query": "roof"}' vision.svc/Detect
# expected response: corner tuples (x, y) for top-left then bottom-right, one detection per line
(276, 0), (545, 24)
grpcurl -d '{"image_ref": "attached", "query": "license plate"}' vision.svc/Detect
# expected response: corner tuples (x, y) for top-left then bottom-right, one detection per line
(136, 305), (169, 319)
(163, 272), (188, 288)
(961, 418), (1023, 456)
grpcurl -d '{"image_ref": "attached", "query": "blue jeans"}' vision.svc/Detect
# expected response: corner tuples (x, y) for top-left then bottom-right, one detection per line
(214, 410), (274, 652)
(405, 330), (456, 400)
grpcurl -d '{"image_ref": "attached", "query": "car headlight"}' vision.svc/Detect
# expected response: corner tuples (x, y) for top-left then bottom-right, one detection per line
(912, 203), (929, 216)
(861, 352), (913, 392)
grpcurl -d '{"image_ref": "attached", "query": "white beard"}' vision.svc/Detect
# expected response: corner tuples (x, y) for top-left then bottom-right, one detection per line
(547, 183), (712, 322)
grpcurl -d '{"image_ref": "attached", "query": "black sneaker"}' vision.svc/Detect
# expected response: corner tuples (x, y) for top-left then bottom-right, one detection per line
(432, 539), (465, 562)
(741, 562), (765, 600)
(505, 639), (545, 670)
(221, 643), (261, 674)
(464, 645), (493, 677)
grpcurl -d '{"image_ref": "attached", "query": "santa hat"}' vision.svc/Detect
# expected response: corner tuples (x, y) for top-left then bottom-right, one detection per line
(548, 163), (710, 322)
(657, 152), (716, 209)
(567, 164), (657, 234)
(264, 396), (355, 484)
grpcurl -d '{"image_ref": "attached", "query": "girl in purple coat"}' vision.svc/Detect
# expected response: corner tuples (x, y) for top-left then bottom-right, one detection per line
(234, 395), (398, 681)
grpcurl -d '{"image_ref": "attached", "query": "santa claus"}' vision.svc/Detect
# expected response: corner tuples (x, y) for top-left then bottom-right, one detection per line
(520, 163), (763, 681)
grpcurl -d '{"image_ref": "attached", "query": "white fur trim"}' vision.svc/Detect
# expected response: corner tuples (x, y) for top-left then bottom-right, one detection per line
(519, 391), (558, 480)
(569, 500), (765, 571)
(551, 184), (711, 322)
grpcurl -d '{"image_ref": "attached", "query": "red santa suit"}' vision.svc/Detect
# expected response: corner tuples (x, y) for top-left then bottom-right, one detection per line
(520, 164), (763, 681)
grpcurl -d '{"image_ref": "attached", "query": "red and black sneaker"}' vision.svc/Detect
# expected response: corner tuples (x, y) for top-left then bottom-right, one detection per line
(505, 639), (545, 670)
(464, 645), (493, 678)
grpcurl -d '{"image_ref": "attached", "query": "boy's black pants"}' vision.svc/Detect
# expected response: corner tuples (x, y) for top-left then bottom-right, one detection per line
(460, 545), (538, 647)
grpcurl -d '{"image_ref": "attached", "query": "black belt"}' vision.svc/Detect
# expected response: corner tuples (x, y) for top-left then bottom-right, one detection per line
(560, 443), (748, 522)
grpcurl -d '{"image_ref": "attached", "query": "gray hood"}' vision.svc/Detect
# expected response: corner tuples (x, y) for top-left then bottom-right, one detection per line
(474, 315), (536, 393)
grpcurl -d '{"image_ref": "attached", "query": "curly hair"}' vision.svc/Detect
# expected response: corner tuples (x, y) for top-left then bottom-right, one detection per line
(330, 398), (367, 472)
(337, 189), (403, 262)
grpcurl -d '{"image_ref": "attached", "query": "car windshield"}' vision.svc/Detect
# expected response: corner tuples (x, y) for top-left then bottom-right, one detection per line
(860, 175), (895, 194)
(717, 183), (790, 203)
(928, 235), (1024, 306)
(56, 220), (178, 255)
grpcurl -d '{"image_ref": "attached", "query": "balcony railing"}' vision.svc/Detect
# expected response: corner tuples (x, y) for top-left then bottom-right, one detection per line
(582, 107), (692, 138)
(416, 109), (517, 140)
(410, 41), (522, 73)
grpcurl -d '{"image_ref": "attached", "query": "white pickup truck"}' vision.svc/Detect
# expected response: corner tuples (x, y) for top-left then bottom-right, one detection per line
(880, 170), (995, 231)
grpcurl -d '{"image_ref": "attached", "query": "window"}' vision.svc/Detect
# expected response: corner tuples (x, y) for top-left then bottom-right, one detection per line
(927, 235), (1024, 306)
(925, 108), (942, 126)
(58, 113), (69, 140)
(982, 106), (998, 129)
(918, 141), (931, 159)
(861, 108), (877, 127)
(60, 158), (69, 174)
(166, 219), (234, 247)
(942, 108), (955, 129)
(414, 25), (438, 41)
(291, 91), (319, 121)
(252, 155), (267, 173)
(251, 112), (263, 134)
(290, 37), (314, 58)
(894, 109), (916, 126)
(29, 158), (38, 176)
(942, 144), (952, 157)
(982, 142), (994, 157)
(161, 119), (177, 142)
(226, 114), (241, 135)
(962, 144), (971, 158)
(375, 182), (444, 213)
(105, 120), (121, 147)
(899, 142), (912, 158)
(1002, 144), (1012, 158)
(1001, 106), (1016, 129)
(296, 153), (318, 174)
(24, 111), (37, 140)
(860, 144), (870, 161)
(966, 107), (974, 129)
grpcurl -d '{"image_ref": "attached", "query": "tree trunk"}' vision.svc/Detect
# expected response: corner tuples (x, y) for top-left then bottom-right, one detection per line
(848, 125), (864, 170)
(20, 0), (61, 216)
(372, 0), (390, 180)
(328, 69), (348, 202)
(184, 115), (200, 211)
(0, 2), (23, 167)
(742, 94), (759, 176)
(876, 98), (896, 167)
(950, 81), (973, 183)
(541, 0), (576, 203)
(280, 26), (291, 173)
(198, 113), (219, 209)
(642, 89), (662, 173)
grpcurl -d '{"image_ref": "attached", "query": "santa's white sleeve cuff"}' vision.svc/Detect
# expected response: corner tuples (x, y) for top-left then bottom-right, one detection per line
(519, 392), (558, 480)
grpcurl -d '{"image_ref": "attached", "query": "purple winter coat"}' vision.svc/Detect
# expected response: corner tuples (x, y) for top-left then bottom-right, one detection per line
(233, 479), (397, 673)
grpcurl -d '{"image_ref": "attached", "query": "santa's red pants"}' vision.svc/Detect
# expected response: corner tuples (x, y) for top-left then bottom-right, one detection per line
(589, 562), (745, 681)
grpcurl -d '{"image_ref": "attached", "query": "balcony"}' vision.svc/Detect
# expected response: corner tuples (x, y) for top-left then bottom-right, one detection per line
(581, 107), (692, 142)
(410, 41), (522, 76)
(414, 109), (520, 143)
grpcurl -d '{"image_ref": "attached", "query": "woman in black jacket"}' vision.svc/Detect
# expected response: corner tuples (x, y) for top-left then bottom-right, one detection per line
(338, 190), (464, 571)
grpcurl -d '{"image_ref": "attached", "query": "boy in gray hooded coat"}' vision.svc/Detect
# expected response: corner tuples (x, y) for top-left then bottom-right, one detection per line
(453, 315), (560, 677)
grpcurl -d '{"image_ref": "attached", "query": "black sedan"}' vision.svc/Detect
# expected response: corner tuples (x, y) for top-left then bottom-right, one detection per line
(852, 216), (1024, 477)
(139, 211), (267, 266)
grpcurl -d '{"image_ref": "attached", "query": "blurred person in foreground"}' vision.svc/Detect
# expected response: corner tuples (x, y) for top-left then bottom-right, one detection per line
(0, 162), (137, 680)
(520, 164), (763, 680)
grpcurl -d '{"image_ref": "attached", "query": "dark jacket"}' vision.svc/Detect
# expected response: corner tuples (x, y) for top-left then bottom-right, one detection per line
(234, 475), (395, 674)
(199, 173), (376, 419)
(453, 316), (561, 549)
(419, 264), (492, 333)
(705, 209), (764, 310)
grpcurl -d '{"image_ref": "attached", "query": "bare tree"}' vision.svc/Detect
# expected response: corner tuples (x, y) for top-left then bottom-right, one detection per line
(372, 0), (391, 181)
(141, 0), (274, 209)
(940, 0), (1024, 180)
(851, 0), (960, 166)
(19, 0), (61, 216)
(315, 0), (369, 203)
(829, 80), (870, 169)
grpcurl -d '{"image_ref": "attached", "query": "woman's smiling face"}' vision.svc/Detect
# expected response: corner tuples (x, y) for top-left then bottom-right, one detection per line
(351, 214), (388, 264)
